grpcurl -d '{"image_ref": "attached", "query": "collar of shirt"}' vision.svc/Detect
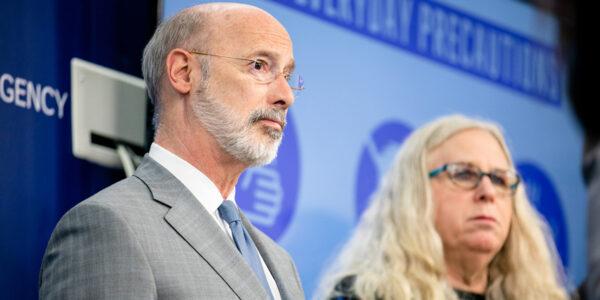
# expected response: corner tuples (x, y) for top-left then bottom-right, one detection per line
(147, 143), (281, 300)
(148, 142), (236, 234)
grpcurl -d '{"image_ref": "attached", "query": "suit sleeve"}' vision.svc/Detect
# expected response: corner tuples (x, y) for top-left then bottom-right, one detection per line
(39, 202), (157, 299)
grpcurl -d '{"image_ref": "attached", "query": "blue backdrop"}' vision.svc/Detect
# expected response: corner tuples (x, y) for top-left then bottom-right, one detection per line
(0, 1), (587, 299)
(0, 1), (156, 298)
(163, 0), (586, 297)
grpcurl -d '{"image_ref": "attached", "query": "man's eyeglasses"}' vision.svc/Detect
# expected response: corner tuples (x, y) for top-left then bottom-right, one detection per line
(189, 51), (304, 91)
(428, 162), (520, 196)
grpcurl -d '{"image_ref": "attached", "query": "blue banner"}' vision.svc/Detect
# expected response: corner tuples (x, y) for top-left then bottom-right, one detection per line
(273, 0), (562, 106)
(0, 1), (156, 299)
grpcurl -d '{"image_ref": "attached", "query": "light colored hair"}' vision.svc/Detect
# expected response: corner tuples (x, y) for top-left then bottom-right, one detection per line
(317, 114), (568, 300)
(142, 7), (208, 130)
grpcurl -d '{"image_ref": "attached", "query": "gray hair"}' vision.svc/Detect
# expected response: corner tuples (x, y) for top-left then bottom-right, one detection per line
(316, 114), (568, 300)
(141, 7), (210, 129)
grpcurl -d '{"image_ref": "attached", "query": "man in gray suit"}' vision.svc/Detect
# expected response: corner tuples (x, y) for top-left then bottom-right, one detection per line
(39, 2), (304, 299)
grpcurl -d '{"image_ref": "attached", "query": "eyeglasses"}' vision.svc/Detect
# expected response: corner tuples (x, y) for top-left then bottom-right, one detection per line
(428, 162), (520, 196)
(189, 50), (304, 91)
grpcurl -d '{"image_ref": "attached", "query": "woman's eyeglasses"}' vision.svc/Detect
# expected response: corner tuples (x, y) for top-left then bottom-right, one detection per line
(428, 162), (520, 196)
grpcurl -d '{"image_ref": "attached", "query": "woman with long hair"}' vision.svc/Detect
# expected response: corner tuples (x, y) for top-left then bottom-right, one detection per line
(318, 114), (568, 300)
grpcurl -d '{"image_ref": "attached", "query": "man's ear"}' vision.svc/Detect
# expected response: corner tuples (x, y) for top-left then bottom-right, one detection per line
(165, 49), (196, 94)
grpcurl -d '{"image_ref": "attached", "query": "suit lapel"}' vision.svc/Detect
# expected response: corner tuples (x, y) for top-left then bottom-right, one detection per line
(134, 157), (268, 299)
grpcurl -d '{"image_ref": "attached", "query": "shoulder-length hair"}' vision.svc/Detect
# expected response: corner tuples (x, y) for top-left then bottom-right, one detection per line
(317, 114), (568, 300)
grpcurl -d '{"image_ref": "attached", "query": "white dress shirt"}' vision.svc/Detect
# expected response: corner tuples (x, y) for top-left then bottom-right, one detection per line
(148, 143), (281, 299)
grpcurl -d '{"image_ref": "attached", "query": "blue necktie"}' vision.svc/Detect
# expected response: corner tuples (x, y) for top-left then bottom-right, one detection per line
(218, 200), (273, 299)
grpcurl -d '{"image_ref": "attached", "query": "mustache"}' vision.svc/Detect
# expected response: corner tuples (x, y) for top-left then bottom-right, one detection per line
(248, 108), (287, 129)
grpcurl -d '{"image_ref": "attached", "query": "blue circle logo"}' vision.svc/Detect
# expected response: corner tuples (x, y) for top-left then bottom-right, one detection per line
(355, 121), (413, 218)
(237, 112), (300, 240)
(516, 161), (569, 267)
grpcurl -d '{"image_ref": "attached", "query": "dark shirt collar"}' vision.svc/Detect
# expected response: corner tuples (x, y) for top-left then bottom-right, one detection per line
(454, 289), (485, 300)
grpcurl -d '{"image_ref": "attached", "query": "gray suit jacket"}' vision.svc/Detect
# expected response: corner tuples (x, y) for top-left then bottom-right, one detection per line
(39, 157), (304, 299)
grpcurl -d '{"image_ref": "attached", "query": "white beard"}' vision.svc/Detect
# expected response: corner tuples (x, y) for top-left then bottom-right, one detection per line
(191, 91), (286, 166)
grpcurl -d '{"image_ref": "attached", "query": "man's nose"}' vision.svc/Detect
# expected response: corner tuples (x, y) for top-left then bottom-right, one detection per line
(268, 73), (295, 109)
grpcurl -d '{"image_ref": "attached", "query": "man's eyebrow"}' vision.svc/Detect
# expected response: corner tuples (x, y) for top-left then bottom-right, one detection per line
(247, 50), (276, 60)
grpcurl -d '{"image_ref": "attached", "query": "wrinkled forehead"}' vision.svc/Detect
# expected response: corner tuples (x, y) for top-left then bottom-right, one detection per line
(207, 8), (294, 65)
